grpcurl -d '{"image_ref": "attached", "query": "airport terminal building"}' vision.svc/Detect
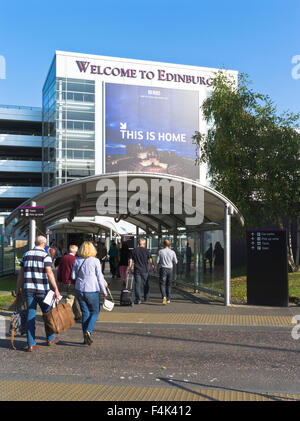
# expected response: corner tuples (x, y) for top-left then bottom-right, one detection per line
(1, 52), (243, 300)
(42, 51), (237, 188)
(1, 51), (238, 210)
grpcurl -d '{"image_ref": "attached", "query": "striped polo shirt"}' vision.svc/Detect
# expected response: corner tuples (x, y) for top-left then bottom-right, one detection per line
(20, 246), (52, 293)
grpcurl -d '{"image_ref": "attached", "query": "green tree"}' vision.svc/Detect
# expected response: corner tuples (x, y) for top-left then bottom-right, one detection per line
(193, 72), (300, 271)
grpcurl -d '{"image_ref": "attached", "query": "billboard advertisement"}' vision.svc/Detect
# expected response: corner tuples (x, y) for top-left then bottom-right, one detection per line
(105, 83), (199, 179)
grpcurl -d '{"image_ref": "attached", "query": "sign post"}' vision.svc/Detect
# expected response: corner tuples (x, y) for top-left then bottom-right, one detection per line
(247, 230), (288, 307)
(19, 204), (44, 250)
(18, 206), (44, 218)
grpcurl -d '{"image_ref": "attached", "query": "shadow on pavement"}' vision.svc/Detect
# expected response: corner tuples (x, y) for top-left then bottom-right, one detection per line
(157, 377), (299, 401)
(92, 327), (300, 355)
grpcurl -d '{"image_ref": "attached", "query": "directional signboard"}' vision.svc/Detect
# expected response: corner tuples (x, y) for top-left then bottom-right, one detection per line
(247, 230), (288, 306)
(19, 207), (44, 218)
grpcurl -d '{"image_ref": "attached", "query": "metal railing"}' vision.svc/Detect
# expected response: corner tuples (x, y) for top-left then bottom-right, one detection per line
(0, 104), (41, 111)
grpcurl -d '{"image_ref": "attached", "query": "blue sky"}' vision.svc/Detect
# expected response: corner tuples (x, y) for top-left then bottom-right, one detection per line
(0, 0), (299, 118)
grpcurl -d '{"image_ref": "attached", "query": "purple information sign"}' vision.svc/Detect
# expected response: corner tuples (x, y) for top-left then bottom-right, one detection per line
(19, 207), (44, 218)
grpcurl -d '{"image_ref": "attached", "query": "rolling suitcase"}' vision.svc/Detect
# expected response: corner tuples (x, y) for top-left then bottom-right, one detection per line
(120, 273), (134, 306)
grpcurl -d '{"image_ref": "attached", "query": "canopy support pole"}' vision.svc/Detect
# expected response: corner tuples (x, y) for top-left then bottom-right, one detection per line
(29, 200), (36, 250)
(224, 203), (232, 306)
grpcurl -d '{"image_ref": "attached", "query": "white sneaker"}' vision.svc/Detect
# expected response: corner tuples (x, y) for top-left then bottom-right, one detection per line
(167, 300), (170, 304)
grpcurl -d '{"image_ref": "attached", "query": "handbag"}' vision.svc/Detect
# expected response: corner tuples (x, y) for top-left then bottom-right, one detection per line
(75, 258), (86, 280)
(103, 288), (114, 311)
(43, 298), (75, 334)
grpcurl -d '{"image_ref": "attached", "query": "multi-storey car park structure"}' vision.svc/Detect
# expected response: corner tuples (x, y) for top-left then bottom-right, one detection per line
(0, 104), (42, 213)
(0, 105), (42, 273)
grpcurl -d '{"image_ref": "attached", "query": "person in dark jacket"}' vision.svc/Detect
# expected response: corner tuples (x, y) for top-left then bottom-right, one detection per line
(213, 241), (224, 279)
(57, 244), (81, 321)
(185, 242), (192, 274)
(128, 238), (155, 304)
(118, 242), (131, 286)
(204, 243), (213, 273)
(108, 241), (119, 278)
(97, 242), (107, 273)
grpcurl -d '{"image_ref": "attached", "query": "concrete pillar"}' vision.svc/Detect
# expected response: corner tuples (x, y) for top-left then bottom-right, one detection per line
(135, 226), (139, 247)
(194, 232), (200, 292)
(173, 224), (178, 282)
(105, 235), (110, 251)
(158, 224), (162, 250)
(224, 203), (232, 306)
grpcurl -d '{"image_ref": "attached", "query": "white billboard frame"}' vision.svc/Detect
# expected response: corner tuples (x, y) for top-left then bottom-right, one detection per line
(55, 51), (238, 185)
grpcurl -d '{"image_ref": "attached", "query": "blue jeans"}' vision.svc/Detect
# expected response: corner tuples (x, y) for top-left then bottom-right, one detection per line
(159, 267), (173, 300)
(134, 271), (150, 303)
(75, 290), (99, 334)
(24, 291), (55, 347)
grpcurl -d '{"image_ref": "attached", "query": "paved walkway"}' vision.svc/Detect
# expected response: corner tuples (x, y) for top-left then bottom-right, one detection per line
(92, 272), (300, 326)
(1, 380), (299, 401)
(0, 273), (299, 401)
(2, 272), (298, 325)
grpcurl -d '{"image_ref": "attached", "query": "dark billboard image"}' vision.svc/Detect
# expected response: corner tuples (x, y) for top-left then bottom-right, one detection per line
(105, 83), (199, 179)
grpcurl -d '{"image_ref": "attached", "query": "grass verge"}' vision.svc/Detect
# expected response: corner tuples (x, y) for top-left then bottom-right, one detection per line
(0, 271), (299, 309)
(231, 271), (300, 305)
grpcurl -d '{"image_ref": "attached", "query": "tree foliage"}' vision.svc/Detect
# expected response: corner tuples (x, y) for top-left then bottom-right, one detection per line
(193, 72), (300, 229)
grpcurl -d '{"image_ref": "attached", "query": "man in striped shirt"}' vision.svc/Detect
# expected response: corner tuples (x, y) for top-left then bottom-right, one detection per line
(16, 235), (61, 351)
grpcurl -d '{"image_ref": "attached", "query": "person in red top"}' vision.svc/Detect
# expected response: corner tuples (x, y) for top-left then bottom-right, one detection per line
(57, 244), (81, 321)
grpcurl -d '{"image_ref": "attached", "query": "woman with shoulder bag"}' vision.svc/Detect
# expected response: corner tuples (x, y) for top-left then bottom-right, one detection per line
(71, 241), (108, 345)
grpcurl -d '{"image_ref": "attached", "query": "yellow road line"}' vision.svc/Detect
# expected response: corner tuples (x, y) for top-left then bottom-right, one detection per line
(1, 309), (294, 326)
(0, 380), (298, 401)
(98, 313), (294, 326)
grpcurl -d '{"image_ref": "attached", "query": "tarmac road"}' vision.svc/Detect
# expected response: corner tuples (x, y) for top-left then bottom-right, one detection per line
(0, 320), (299, 398)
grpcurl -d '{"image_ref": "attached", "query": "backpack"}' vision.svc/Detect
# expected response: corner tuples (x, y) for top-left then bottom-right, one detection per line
(9, 293), (27, 350)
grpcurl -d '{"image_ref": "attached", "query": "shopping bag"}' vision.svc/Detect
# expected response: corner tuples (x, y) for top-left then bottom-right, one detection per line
(43, 299), (75, 334)
(9, 293), (27, 350)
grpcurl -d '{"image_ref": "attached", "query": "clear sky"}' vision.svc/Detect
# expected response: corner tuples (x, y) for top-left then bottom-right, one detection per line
(0, 0), (299, 119)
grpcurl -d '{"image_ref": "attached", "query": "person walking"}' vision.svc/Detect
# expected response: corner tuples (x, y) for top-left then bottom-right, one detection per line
(118, 241), (131, 286)
(156, 239), (178, 304)
(204, 243), (213, 273)
(185, 242), (192, 274)
(213, 241), (224, 279)
(128, 238), (154, 304)
(108, 241), (118, 278)
(71, 241), (108, 345)
(57, 244), (82, 321)
(97, 242), (107, 273)
(54, 240), (66, 268)
(48, 241), (56, 267)
(16, 235), (61, 352)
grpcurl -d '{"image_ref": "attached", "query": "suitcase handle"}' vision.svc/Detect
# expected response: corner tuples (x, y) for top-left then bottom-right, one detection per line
(126, 273), (134, 289)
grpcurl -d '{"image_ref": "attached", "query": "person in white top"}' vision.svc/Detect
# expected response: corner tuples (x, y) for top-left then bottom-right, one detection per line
(156, 239), (178, 304)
